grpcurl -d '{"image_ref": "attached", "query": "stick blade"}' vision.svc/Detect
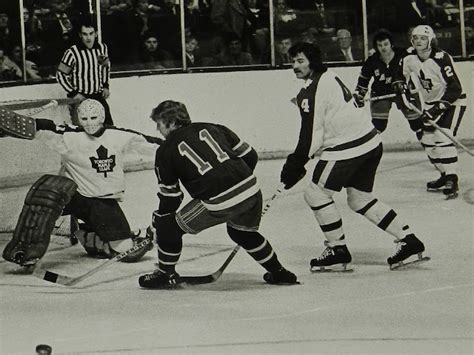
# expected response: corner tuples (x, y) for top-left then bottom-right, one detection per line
(33, 266), (75, 286)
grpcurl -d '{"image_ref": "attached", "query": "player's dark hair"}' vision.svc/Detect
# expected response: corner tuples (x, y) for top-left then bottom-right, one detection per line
(288, 42), (327, 73)
(150, 100), (191, 127)
(372, 28), (393, 49)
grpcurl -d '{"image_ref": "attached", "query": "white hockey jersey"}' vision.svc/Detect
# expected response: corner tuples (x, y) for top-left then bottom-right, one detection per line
(401, 47), (466, 107)
(294, 69), (381, 161)
(36, 122), (160, 198)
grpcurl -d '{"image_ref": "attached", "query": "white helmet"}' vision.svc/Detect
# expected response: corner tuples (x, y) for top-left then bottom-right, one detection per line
(411, 25), (435, 50)
(77, 99), (105, 135)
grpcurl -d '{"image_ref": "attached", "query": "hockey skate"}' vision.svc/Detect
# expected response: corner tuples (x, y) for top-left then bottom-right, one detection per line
(138, 270), (182, 289)
(263, 267), (299, 285)
(442, 174), (459, 199)
(310, 244), (353, 272)
(387, 234), (430, 270)
(426, 173), (446, 192)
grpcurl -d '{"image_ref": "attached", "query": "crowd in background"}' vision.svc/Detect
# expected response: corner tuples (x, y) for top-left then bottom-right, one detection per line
(0, 0), (473, 82)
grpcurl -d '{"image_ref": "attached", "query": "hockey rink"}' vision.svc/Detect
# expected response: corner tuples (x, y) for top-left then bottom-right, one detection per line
(1, 150), (473, 354)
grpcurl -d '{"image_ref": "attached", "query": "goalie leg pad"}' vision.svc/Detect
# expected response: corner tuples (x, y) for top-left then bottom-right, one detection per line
(2, 175), (77, 266)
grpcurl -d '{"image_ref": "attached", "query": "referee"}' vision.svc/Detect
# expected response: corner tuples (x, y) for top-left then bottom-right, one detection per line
(56, 17), (113, 125)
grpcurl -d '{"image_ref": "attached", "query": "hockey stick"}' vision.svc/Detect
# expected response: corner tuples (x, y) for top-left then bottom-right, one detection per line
(32, 239), (151, 286)
(0, 98), (77, 111)
(181, 184), (285, 285)
(401, 94), (474, 157)
(365, 93), (396, 102)
(24, 100), (58, 116)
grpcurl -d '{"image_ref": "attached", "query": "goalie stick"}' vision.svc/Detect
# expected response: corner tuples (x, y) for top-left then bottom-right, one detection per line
(182, 184), (285, 285)
(33, 239), (151, 286)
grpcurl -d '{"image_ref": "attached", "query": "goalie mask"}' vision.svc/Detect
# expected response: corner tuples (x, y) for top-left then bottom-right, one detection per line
(411, 25), (435, 51)
(77, 99), (106, 135)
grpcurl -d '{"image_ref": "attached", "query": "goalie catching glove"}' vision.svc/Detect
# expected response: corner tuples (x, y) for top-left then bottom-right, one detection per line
(2, 175), (77, 266)
(280, 153), (307, 190)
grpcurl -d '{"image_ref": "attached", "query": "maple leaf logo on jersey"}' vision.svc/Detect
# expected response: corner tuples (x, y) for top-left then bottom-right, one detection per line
(90, 145), (116, 177)
(418, 70), (433, 92)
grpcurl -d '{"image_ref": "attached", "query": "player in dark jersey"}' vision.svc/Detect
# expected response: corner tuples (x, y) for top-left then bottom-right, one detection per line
(138, 100), (298, 289)
(353, 29), (423, 139)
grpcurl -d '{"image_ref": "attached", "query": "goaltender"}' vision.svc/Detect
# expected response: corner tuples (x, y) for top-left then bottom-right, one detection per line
(1, 99), (160, 267)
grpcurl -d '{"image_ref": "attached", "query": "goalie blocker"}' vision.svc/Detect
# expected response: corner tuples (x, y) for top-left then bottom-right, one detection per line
(2, 175), (77, 266)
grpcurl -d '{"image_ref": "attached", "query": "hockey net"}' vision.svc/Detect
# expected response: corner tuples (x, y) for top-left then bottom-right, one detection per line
(0, 98), (76, 241)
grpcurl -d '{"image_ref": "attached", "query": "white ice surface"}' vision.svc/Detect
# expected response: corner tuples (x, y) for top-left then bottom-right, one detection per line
(1, 150), (473, 354)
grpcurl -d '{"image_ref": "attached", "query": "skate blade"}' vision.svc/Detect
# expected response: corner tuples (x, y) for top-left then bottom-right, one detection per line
(390, 255), (430, 270)
(310, 264), (354, 273)
(427, 188), (444, 192)
(444, 192), (458, 200)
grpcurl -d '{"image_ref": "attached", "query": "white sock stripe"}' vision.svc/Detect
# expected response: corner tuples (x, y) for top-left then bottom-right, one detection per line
(257, 250), (275, 264)
(157, 245), (181, 257)
(157, 259), (178, 265)
(246, 239), (267, 253)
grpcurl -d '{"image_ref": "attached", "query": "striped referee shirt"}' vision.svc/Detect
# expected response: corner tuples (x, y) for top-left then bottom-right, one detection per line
(56, 41), (110, 96)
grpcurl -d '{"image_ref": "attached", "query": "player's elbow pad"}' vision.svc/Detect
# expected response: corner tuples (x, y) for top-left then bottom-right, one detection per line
(242, 149), (258, 171)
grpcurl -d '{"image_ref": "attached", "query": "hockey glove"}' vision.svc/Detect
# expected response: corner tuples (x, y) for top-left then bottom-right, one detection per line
(352, 89), (367, 108)
(392, 80), (408, 96)
(420, 101), (450, 124)
(280, 153), (307, 190)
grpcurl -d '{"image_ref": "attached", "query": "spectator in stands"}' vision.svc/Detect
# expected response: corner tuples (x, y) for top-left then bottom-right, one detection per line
(0, 12), (11, 50)
(330, 28), (362, 62)
(210, 0), (253, 54)
(185, 35), (203, 67)
(137, 31), (175, 69)
(0, 46), (19, 81)
(56, 17), (113, 125)
(213, 33), (254, 66)
(23, 5), (43, 65)
(39, 0), (74, 71)
(8, 44), (42, 80)
(275, 36), (292, 65)
(152, 0), (182, 58)
(274, 0), (299, 37)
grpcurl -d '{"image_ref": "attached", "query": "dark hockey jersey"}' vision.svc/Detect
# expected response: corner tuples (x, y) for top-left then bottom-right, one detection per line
(356, 47), (407, 97)
(155, 122), (259, 213)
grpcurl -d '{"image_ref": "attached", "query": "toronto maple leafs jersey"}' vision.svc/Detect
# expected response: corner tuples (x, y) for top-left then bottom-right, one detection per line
(35, 120), (160, 198)
(294, 69), (381, 161)
(356, 47), (407, 96)
(155, 122), (259, 213)
(400, 47), (466, 106)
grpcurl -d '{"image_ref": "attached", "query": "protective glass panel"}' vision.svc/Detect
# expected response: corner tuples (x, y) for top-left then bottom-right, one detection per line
(0, 1), (23, 83)
(275, 0), (364, 63)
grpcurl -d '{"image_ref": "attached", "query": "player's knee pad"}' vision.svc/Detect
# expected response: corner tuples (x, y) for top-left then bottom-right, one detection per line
(303, 183), (334, 208)
(346, 188), (375, 213)
(2, 175), (77, 266)
(372, 119), (388, 133)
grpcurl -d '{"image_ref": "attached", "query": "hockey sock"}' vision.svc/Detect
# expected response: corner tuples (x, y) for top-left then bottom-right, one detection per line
(154, 213), (184, 274)
(308, 201), (346, 247)
(436, 144), (458, 175)
(227, 227), (283, 272)
(347, 188), (411, 240)
(304, 184), (345, 247)
(156, 238), (182, 274)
